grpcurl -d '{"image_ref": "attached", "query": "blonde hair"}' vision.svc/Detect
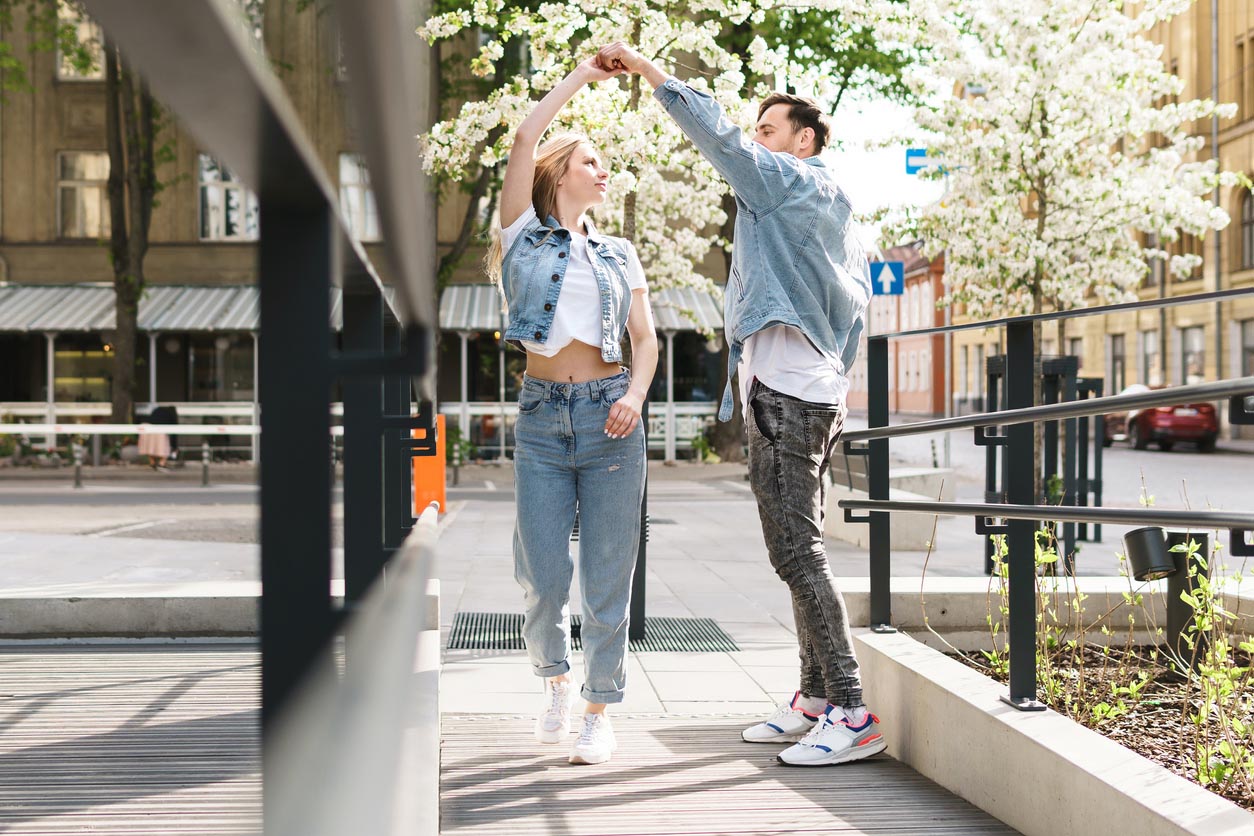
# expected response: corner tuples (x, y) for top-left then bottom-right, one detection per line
(485, 132), (591, 285)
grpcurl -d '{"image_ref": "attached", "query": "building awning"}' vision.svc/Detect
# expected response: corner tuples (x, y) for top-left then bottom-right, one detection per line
(0, 282), (723, 334)
(0, 284), (399, 333)
(437, 283), (723, 334)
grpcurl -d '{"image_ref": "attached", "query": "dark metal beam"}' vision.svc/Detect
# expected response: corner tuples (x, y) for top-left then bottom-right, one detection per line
(842, 376), (1254, 444)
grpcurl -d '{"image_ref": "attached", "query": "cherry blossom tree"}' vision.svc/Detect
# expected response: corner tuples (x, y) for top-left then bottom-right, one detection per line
(419, 0), (918, 456)
(882, 0), (1247, 328)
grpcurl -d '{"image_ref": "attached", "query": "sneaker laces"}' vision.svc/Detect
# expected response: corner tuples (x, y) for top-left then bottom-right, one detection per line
(546, 682), (570, 718)
(797, 715), (833, 746)
(577, 714), (606, 746)
(766, 701), (802, 724)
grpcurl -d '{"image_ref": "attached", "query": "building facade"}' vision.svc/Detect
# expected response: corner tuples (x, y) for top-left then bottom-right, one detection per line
(847, 243), (946, 417)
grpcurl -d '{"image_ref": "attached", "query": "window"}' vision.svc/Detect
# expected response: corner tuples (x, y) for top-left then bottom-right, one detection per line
(339, 152), (380, 242)
(199, 154), (259, 241)
(1180, 325), (1205, 385)
(920, 348), (930, 391)
(974, 345), (986, 405)
(189, 334), (255, 401)
(1241, 191), (1254, 271)
(897, 350), (907, 391)
(920, 282), (933, 328)
(1141, 330), (1161, 386)
(54, 334), (113, 402)
(959, 345), (969, 398)
(1109, 334), (1127, 395)
(56, 1), (104, 80)
(58, 152), (110, 238)
(1243, 321), (1254, 377)
(1239, 41), (1248, 123)
(908, 352), (918, 391)
(1067, 336), (1084, 371)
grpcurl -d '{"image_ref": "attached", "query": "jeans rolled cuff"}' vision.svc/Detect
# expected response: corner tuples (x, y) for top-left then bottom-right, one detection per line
(580, 685), (625, 704)
(533, 659), (570, 678)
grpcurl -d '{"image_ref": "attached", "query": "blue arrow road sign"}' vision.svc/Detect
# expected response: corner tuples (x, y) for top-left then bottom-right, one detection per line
(905, 148), (928, 175)
(870, 261), (904, 296)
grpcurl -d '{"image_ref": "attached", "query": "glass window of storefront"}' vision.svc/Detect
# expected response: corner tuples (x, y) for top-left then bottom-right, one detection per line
(188, 334), (254, 401)
(54, 334), (113, 402)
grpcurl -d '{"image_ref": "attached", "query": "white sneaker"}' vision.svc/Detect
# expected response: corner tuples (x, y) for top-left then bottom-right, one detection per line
(569, 713), (616, 765)
(534, 678), (573, 744)
(741, 691), (822, 743)
(777, 705), (886, 766)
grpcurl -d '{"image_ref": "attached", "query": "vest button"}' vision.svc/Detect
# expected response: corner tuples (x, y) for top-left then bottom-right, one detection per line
(544, 303), (552, 311)
(551, 274), (559, 281)
(534, 330), (542, 339)
(558, 251), (567, 259)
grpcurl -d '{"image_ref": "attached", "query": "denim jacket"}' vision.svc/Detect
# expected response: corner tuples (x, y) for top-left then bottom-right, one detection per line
(653, 77), (872, 421)
(500, 212), (635, 363)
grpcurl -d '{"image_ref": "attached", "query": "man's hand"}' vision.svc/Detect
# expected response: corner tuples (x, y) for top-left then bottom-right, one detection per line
(596, 42), (646, 75)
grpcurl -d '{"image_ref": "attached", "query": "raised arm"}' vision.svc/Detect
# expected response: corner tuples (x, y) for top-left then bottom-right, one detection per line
(499, 59), (622, 227)
(596, 43), (797, 213)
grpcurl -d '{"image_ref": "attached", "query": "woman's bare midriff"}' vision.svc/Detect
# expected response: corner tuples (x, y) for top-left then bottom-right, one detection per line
(526, 339), (621, 383)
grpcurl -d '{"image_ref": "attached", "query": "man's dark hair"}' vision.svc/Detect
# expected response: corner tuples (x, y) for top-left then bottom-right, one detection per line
(757, 92), (830, 154)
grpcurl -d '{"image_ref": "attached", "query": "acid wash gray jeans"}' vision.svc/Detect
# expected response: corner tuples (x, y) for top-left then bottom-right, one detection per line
(746, 379), (864, 709)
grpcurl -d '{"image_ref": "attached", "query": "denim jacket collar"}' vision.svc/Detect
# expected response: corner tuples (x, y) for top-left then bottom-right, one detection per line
(531, 213), (609, 247)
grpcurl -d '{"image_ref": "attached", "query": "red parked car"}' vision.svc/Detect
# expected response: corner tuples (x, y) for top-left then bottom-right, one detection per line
(1103, 384), (1219, 452)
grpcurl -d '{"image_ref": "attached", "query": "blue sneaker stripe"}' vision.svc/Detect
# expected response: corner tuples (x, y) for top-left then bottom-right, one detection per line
(765, 722), (784, 733)
(813, 745), (832, 752)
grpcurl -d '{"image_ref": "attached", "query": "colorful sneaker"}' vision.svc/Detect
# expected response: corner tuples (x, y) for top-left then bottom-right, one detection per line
(742, 691), (822, 743)
(777, 706), (886, 766)
(534, 678), (573, 744)
(569, 713), (617, 765)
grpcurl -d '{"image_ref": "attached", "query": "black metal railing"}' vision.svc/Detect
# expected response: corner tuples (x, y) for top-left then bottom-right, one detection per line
(839, 287), (1254, 710)
(83, 0), (440, 830)
(267, 503), (441, 836)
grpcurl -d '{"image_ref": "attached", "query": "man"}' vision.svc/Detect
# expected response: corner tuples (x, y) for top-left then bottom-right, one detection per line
(596, 43), (882, 767)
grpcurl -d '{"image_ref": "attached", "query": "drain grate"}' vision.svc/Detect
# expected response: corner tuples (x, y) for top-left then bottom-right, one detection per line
(448, 612), (739, 652)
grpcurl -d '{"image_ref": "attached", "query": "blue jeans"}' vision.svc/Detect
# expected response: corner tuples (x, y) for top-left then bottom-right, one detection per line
(512, 371), (646, 704)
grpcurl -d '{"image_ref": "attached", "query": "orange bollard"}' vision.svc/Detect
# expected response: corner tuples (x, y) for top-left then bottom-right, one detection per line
(412, 414), (447, 516)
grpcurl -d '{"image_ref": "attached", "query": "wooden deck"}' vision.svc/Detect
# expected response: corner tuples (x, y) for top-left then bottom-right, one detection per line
(0, 644), (259, 835)
(442, 714), (1019, 836)
(0, 646), (1018, 836)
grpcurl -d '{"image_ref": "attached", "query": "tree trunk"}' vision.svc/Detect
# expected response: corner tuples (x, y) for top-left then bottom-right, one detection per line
(708, 191), (746, 462)
(104, 42), (156, 423)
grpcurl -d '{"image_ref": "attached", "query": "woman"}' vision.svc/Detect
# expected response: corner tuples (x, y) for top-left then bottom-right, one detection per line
(488, 56), (658, 765)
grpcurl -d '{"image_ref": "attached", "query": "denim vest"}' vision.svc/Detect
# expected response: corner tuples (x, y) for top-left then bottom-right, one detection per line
(500, 212), (635, 363)
(654, 78), (872, 421)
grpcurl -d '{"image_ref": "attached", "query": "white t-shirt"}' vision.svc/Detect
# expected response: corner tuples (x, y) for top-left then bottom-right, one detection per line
(738, 324), (849, 420)
(501, 206), (647, 357)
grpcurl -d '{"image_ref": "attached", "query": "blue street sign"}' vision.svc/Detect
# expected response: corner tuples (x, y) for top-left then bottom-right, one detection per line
(905, 148), (928, 175)
(870, 261), (904, 296)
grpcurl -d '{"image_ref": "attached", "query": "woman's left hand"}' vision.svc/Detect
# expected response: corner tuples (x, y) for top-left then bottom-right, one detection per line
(605, 391), (643, 439)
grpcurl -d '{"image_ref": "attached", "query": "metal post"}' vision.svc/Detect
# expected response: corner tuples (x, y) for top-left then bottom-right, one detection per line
(382, 325), (415, 551)
(342, 289), (385, 603)
(201, 441), (210, 487)
(251, 332), (260, 464)
(458, 332), (469, 444)
(664, 331), (676, 463)
(629, 399), (649, 641)
(147, 332), (158, 409)
(868, 336), (893, 631)
(984, 357), (1001, 574)
(73, 448), (83, 489)
(45, 332), (56, 451)
(1003, 320), (1044, 710)
(259, 204), (337, 732)
(1061, 366), (1079, 573)
(1212, 0), (1223, 411)
(1166, 530), (1209, 670)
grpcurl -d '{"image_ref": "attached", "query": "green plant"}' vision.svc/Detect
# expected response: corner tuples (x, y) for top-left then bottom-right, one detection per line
(691, 428), (720, 464)
(446, 424), (477, 465)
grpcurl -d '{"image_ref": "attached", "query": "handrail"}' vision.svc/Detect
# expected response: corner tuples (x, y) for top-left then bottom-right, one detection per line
(867, 286), (1253, 341)
(842, 376), (1254, 443)
(838, 498), (1254, 532)
(268, 502), (441, 836)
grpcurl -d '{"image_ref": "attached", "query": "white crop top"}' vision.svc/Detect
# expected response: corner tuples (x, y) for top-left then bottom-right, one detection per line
(501, 205), (647, 357)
